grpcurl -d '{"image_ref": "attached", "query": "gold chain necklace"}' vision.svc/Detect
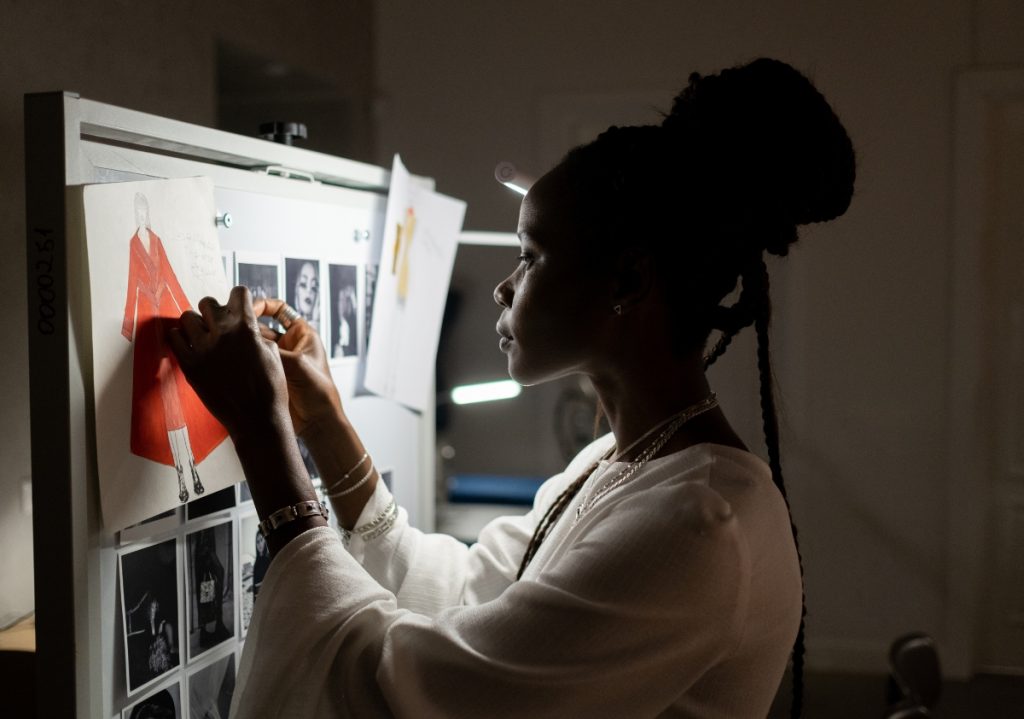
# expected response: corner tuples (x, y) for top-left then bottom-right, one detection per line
(573, 393), (719, 524)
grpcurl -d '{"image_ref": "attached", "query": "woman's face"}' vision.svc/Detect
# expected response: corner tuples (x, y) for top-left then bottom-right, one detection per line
(294, 262), (319, 318)
(493, 165), (614, 386)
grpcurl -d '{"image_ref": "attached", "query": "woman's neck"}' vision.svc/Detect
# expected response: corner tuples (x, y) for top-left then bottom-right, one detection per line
(589, 352), (744, 460)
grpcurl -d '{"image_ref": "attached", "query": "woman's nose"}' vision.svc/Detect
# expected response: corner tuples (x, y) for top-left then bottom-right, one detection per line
(493, 276), (513, 308)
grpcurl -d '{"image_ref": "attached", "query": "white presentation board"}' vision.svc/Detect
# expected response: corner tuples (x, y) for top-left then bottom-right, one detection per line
(24, 92), (437, 718)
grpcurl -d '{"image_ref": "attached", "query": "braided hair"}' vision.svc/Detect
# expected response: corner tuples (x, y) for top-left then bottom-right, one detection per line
(515, 58), (855, 718)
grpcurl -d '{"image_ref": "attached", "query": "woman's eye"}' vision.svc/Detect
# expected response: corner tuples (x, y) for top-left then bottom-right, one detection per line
(517, 253), (534, 268)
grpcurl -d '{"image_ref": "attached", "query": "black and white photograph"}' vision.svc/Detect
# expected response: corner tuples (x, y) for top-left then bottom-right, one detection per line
(237, 512), (267, 636)
(363, 263), (378, 347)
(119, 538), (180, 694)
(186, 485), (236, 521)
(235, 255), (281, 330)
(328, 263), (360, 360)
(284, 256), (322, 334)
(122, 681), (181, 719)
(380, 468), (393, 492)
(186, 522), (235, 661)
(238, 480), (252, 505)
(188, 653), (236, 719)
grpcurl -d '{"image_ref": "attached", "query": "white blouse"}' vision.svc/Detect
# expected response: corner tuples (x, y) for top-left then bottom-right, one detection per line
(231, 436), (802, 718)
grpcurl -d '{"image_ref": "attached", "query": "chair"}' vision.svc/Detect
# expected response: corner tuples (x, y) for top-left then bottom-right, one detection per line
(884, 632), (942, 718)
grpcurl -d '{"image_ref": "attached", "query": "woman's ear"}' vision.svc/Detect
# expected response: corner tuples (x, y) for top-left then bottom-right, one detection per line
(610, 249), (655, 312)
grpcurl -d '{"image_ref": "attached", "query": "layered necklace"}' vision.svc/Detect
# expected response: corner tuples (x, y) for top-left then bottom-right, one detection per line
(573, 393), (719, 523)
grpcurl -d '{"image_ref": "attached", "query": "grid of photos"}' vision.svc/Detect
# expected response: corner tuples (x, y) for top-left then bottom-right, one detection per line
(119, 538), (181, 695)
(185, 521), (235, 662)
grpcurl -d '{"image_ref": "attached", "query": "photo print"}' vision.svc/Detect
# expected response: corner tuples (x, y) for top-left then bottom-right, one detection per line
(284, 257), (322, 335)
(119, 538), (180, 694)
(186, 522), (235, 661)
(123, 681), (181, 719)
(238, 481), (252, 505)
(328, 263), (360, 360)
(235, 252), (281, 331)
(186, 486), (236, 521)
(237, 513), (267, 636)
(380, 468), (393, 492)
(364, 264), (378, 347)
(189, 652), (236, 719)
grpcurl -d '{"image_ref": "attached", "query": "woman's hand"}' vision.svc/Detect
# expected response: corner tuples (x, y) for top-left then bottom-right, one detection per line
(168, 287), (325, 554)
(167, 286), (290, 442)
(252, 296), (343, 437)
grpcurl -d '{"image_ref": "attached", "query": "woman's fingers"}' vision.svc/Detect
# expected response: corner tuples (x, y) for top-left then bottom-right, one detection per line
(254, 296), (287, 321)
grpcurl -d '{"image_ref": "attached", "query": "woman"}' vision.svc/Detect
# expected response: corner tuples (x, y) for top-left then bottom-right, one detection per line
(170, 58), (854, 718)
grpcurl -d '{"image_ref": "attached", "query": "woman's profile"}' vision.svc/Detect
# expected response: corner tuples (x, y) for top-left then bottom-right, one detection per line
(171, 57), (855, 718)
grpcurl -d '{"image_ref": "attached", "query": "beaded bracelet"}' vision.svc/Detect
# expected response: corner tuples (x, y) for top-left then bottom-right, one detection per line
(258, 500), (330, 538)
(322, 452), (369, 494)
(341, 499), (398, 544)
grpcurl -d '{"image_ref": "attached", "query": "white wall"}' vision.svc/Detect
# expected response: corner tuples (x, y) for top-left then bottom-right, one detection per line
(374, 0), (1023, 674)
(0, 0), (374, 628)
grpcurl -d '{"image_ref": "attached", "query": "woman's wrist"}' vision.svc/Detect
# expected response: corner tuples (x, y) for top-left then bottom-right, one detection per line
(299, 408), (378, 529)
(232, 410), (324, 553)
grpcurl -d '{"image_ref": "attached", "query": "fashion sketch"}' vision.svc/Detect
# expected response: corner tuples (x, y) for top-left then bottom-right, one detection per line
(121, 193), (228, 503)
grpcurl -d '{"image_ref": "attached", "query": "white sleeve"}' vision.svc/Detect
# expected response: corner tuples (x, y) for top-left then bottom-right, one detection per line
(230, 480), (750, 719)
(345, 435), (616, 615)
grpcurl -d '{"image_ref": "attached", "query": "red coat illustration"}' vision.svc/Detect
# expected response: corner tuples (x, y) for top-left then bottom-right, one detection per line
(121, 231), (227, 466)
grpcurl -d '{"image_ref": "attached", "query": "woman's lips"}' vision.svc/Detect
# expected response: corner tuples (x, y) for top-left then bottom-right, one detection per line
(496, 324), (513, 352)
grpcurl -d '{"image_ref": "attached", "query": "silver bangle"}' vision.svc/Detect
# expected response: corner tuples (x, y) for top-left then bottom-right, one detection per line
(341, 499), (398, 543)
(328, 463), (376, 498)
(258, 500), (329, 538)
(323, 452), (369, 494)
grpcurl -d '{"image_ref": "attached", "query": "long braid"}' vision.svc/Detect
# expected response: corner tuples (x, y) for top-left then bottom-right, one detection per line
(750, 257), (807, 719)
(516, 466), (595, 580)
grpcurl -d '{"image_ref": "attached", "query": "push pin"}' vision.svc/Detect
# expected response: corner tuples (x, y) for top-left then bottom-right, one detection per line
(216, 212), (233, 229)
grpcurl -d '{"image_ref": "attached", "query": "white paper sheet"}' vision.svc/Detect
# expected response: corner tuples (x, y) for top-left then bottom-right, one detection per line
(79, 176), (244, 531)
(364, 156), (466, 411)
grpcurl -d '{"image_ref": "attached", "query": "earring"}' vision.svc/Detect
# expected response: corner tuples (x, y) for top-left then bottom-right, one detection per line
(613, 304), (623, 315)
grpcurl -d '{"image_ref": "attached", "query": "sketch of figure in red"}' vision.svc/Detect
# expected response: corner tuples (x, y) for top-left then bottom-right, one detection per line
(121, 193), (227, 503)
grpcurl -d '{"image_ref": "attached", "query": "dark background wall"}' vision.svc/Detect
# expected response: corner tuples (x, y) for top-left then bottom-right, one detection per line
(3, 0), (1024, 681)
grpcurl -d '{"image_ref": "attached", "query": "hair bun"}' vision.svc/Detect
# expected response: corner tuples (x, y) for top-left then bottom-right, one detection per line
(662, 58), (855, 254)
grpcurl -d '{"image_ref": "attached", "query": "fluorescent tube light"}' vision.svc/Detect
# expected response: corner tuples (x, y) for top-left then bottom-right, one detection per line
(451, 380), (522, 405)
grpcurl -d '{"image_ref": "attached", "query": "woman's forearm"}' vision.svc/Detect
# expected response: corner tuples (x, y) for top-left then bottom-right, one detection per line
(299, 408), (378, 529)
(233, 414), (327, 555)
